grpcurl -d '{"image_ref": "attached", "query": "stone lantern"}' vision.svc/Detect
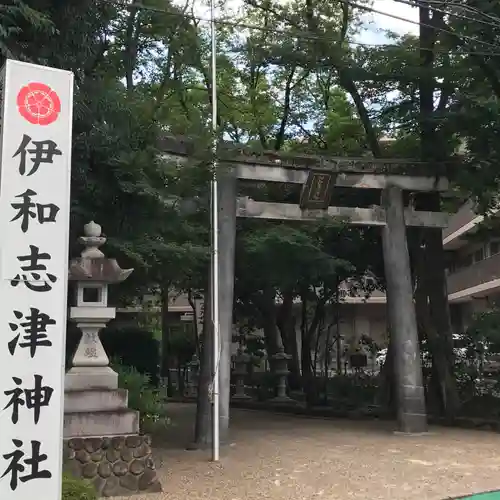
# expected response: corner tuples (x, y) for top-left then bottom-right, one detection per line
(270, 346), (293, 403)
(232, 350), (251, 400)
(63, 222), (162, 497)
(65, 221), (133, 392)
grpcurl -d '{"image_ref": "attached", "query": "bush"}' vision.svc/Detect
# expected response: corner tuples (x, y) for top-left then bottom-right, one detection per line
(111, 359), (168, 433)
(66, 324), (160, 385)
(248, 371), (276, 401)
(326, 374), (378, 408)
(62, 473), (97, 500)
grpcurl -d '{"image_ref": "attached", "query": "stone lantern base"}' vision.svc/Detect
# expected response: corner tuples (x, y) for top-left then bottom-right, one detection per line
(63, 435), (162, 497)
(63, 388), (162, 497)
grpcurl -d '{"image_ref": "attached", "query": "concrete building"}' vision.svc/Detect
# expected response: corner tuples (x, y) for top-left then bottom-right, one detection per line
(444, 201), (500, 331)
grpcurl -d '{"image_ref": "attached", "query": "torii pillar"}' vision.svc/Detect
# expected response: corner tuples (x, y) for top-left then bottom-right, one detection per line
(216, 170), (237, 443)
(382, 186), (427, 433)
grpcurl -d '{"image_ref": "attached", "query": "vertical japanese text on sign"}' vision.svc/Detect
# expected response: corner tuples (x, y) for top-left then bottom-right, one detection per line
(0, 60), (73, 499)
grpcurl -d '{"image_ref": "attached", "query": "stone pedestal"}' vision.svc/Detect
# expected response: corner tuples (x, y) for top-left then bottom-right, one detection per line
(269, 348), (293, 403)
(65, 308), (117, 391)
(63, 435), (162, 497)
(64, 307), (139, 439)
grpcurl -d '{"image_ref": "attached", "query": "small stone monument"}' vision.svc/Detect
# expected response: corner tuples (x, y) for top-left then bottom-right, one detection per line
(64, 221), (162, 497)
(232, 350), (251, 400)
(269, 346), (294, 403)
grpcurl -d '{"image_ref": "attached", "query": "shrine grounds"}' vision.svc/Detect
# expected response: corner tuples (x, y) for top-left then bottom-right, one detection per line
(117, 402), (500, 500)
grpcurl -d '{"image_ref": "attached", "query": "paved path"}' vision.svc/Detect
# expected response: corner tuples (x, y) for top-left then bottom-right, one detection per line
(121, 403), (500, 500)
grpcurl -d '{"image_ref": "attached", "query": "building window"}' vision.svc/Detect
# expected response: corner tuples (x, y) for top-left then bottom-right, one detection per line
(491, 241), (500, 256)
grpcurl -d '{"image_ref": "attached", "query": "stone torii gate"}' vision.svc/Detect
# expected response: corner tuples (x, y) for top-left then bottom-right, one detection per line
(165, 139), (449, 439)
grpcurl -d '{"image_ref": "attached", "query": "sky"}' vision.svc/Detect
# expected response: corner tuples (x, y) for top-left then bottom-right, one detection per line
(179, 0), (420, 41)
(357, 0), (419, 44)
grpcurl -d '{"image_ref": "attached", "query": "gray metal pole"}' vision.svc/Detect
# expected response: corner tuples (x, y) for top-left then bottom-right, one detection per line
(381, 185), (427, 433)
(209, 0), (220, 461)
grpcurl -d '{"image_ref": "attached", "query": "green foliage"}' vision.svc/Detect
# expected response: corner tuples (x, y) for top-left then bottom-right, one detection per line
(168, 322), (197, 367)
(0, 0), (54, 62)
(102, 326), (160, 386)
(111, 360), (167, 433)
(453, 310), (500, 401)
(326, 375), (378, 408)
(62, 473), (97, 500)
(244, 336), (266, 361)
(464, 309), (500, 357)
(248, 371), (277, 401)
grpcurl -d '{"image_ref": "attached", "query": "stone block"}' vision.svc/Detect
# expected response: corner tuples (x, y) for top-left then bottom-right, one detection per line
(64, 434), (162, 497)
(64, 409), (139, 438)
(66, 366), (119, 391)
(65, 389), (129, 413)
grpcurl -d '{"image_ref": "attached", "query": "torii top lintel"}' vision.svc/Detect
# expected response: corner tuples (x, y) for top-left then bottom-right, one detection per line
(159, 136), (450, 192)
(229, 151), (449, 192)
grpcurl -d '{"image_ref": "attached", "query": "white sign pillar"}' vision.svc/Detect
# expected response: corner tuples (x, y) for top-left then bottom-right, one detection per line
(0, 60), (73, 499)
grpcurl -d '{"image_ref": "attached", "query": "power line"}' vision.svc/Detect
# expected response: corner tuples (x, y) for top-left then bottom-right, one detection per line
(394, 0), (500, 29)
(336, 0), (500, 51)
(421, 0), (500, 27)
(103, 0), (500, 57)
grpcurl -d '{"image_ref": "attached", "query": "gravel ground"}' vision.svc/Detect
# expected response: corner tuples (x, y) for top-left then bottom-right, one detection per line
(118, 403), (500, 500)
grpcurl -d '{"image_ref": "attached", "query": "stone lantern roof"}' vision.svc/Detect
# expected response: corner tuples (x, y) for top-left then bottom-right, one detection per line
(68, 221), (133, 283)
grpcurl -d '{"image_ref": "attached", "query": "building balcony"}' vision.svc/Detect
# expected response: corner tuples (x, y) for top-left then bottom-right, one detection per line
(447, 252), (500, 301)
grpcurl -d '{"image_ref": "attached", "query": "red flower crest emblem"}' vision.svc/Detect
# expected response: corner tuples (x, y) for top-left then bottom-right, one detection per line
(17, 82), (61, 126)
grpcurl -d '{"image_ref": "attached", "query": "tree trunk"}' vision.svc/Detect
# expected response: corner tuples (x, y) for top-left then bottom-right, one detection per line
(192, 291), (212, 448)
(334, 280), (342, 376)
(376, 339), (396, 415)
(424, 229), (460, 418)
(323, 319), (335, 403)
(300, 296), (325, 406)
(300, 332), (314, 405)
(287, 329), (301, 390)
(255, 287), (283, 356)
(417, 1), (460, 419)
(312, 315), (324, 375)
(177, 364), (184, 396)
(160, 286), (173, 397)
(187, 289), (201, 357)
(123, 6), (139, 91)
(277, 290), (301, 389)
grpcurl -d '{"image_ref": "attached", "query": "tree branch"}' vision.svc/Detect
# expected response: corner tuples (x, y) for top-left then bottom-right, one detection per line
(274, 66), (296, 150)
